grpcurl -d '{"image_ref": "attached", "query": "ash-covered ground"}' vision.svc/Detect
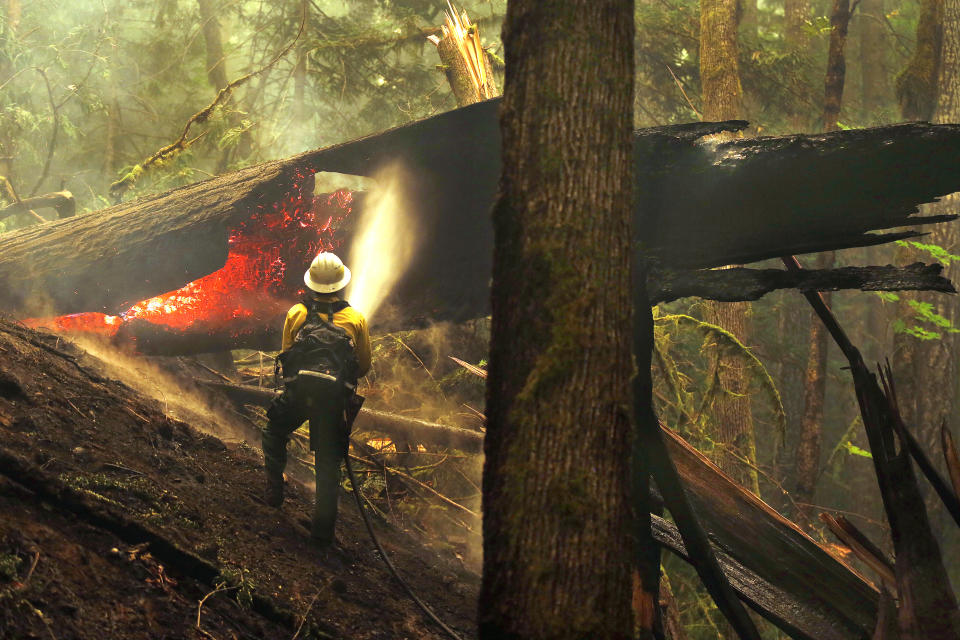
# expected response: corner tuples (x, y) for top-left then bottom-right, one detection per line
(0, 316), (479, 639)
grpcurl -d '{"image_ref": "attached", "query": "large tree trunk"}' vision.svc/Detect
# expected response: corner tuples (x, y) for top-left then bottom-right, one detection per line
(479, 1), (636, 637)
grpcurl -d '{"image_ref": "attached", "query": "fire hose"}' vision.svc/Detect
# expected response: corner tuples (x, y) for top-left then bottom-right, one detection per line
(344, 453), (465, 640)
(339, 391), (464, 640)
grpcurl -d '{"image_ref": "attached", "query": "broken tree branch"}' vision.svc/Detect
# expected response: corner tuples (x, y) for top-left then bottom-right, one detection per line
(0, 191), (75, 222)
(820, 512), (896, 590)
(783, 254), (960, 638)
(648, 262), (955, 304)
(900, 420), (960, 528)
(109, 8), (306, 198)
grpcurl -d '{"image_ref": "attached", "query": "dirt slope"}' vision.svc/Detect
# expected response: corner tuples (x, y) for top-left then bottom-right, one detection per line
(0, 316), (478, 640)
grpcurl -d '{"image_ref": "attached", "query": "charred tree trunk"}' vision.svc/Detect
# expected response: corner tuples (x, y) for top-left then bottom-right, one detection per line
(479, 0), (637, 637)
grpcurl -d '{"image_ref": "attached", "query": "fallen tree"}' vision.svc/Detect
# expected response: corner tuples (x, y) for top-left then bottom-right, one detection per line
(1, 100), (959, 326)
(200, 379), (878, 640)
(42, 262), (953, 357)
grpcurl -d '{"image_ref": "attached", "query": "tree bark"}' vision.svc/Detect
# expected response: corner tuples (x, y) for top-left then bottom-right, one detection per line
(700, 0), (743, 123)
(479, 0), (636, 637)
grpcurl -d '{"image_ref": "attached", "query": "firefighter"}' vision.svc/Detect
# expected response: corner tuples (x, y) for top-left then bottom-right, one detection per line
(262, 251), (372, 547)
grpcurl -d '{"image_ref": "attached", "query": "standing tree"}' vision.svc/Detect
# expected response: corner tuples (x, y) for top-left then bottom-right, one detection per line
(795, 0), (856, 528)
(479, 0), (637, 637)
(895, 0), (959, 459)
(699, 0), (759, 495)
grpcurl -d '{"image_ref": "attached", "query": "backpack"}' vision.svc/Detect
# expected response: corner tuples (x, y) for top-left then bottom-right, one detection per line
(277, 298), (360, 388)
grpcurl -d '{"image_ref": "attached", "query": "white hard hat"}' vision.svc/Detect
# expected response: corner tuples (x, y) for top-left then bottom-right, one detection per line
(303, 252), (351, 293)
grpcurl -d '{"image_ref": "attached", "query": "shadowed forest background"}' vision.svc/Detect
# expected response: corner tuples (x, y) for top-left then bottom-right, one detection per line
(2, 0), (960, 638)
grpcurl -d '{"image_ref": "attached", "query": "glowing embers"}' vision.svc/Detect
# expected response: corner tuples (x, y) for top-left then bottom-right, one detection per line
(33, 186), (354, 341)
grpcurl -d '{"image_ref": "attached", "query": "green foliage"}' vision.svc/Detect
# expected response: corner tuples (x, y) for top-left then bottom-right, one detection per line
(843, 441), (873, 459)
(651, 307), (786, 465)
(896, 240), (960, 266)
(0, 554), (22, 582)
(219, 566), (255, 610)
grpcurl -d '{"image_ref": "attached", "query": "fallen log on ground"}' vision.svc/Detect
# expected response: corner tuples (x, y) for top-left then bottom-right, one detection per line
(651, 514), (852, 640)
(660, 427), (878, 639)
(195, 379), (487, 453)
(202, 378), (877, 639)
(3, 99), (960, 325)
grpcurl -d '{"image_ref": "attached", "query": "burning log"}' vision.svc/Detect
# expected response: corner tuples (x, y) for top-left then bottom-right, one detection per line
(4, 100), (960, 350)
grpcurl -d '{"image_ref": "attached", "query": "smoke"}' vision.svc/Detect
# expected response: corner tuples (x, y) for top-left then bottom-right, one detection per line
(345, 163), (421, 322)
(69, 335), (260, 445)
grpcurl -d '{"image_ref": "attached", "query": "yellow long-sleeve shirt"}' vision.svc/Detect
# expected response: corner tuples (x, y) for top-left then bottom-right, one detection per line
(280, 296), (372, 377)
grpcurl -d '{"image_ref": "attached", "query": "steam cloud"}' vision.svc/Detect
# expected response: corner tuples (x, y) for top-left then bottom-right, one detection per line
(346, 163), (421, 321)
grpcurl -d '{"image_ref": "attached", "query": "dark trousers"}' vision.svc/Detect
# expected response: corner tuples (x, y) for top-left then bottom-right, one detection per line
(262, 378), (348, 543)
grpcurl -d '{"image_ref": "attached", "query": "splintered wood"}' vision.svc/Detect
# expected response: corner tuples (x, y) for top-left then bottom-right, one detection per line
(427, 3), (498, 106)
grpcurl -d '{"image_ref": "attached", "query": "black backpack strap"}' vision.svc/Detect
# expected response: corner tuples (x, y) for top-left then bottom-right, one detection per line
(303, 297), (350, 325)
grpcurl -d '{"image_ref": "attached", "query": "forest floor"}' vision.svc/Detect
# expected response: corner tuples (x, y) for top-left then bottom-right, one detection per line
(0, 315), (479, 640)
